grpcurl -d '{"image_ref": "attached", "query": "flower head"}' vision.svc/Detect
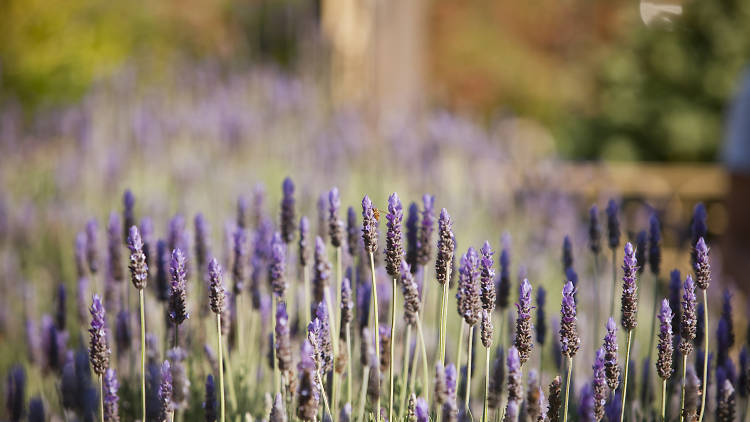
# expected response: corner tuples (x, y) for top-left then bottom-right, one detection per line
(514, 278), (534, 364)
(562, 235), (574, 273)
(104, 368), (120, 422)
(346, 206), (358, 258)
(680, 275), (697, 355)
(589, 205), (602, 255)
(328, 187), (343, 248)
(169, 249), (189, 326)
(280, 177), (296, 244)
(275, 302), (292, 371)
(269, 232), (287, 298)
(385, 192), (404, 278)
(194, 213), (211, 277)
(604, 317), (620, 390)
(620, 242), (638, 330)
(505, 347), (523, 421)
(496, 233), (511, 310)
(86, 219), (100, 275)
(480, 241), (495, 312)
(648, 213), (661, 276)
(457, 248), (481, 326)
(694, 237), (710, 290)
(312, 237), (331, 304)
(361, 195), (379, 254)
(208, 258), (226, 315)
(416, 195), (436, 267)
(406, 202), (419, 270)
(340, 277), (354, 329)
(401, 260), (421, 326)
(5, 365), (26, 421)
(204, 374), (217, 422)
(158, 361), (173, 421)
(657, 299), (674, 380)
(436, 208), (455, 285)
(536, 287), (547, 346)
(442, 364), (458, 422)
(89, 294), (110, 376)
(593, 347), (608, 420)
(548, 376), (562, 422)
(299, 216), (310, 267)
(231, 227), (247, 293)
(606, 199), (620, 249)
(127, 225), (148, 290)
(559, 281), (579, 358)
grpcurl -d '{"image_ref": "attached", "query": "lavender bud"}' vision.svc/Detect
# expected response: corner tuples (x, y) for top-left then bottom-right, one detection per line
(328, 187), (343, 248)
(416, 194), (435, 267)
(442, 364), (458, 422)
(435, 208), (454, 285)
(208, 258), (226, 315)
(167, 348), (189, 409)
(346, 207), (358, 258)
(593, 347), (608, 420)
(169, 249), (189, 326)
(604, 391), (622, 422)
(231, 227), (247, 293)
(155, 239), (170, 302)
(204, 375), (217, 422)
(526, 370), (545, 422)
(115, 310), (131, 355)
(385, 192), (405, 278)
(604, 317), (620, 390)
(578, 383), (595, 422)
(435, 362), (447, 405)
(340, 277), (354, 330)
(416, 396), (429, 422)
(481, 309), (494, 348)
(635, 231), (647, 276)
(504, 347), (523, 421)
(496, 234), (511, 310)
(86, 219), (100, 275)
(28, 396), (44, 422)
(589, 205), (602, 255)
(457, 248), (481, 326)
(296, 340), (320, 421)
(669, 270), (682, 337)
(657, 299), (674, 379)
(122, 190), (135, 241)
(690, 203), (707, 268)
(717, 379), (736, 422)
(379, 324), (392, 372)
(648, 214), (661, 276)
(683, 366), (701, 421)
(313, 237), (331, 304)
(514, 278), (534, 364)
(536, 287), (547, 346)
(680, 275), (697, 355)
(298, 216), (311, 268)
(276, 302), (292, 371)
(361, 195), (379, 254)
(620, 242), (638, 331)
(140, 218), (155, 282)
(559, 281), (579, 358)
(5, 365), (25, 421)
(480, 241), (495, 312)
(488, 347), (505, 409)
(694, 237), (710, 290)
(270, 392), (287, 422)
(405, 202), (419, 270)
(562, 235), (574, 273)
(127, 226), (148, 290)
(280, 177), (296, 244)
(308, 302), (333, 373)
(548, 376), (562, 422)
(159, 361), (173, 421)
(107, 213), (124, 283)
(104, 368), (120, 422)
(606, 199), (620, 250)
(89, 294), (110, 376)
(269, 232), (287, 298)
(194, 213), (211, 278)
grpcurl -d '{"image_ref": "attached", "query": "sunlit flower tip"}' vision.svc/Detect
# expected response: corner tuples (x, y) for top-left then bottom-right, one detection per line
(620, 242), (638, 331)
(385, 192), (404, 278)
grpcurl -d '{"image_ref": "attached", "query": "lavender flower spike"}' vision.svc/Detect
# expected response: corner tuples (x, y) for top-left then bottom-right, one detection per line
(416, 194), (435, 267)
(504, 347), (522, 422)
(680, 275), (697, 355)
(648, 213), (661, 276)
(127, 226), (148, 290)
(385, 192), (404, 278)
(536, 287), (547, 346)
(169, 249), (189, 326)
(457, 248), (481, 326)
(479, 241), (495, 312)
(401, 260), (420, 326)
(346, 206), (358, 258)
(589, 205), (602, 255)
(604, 317), (620, 390)
(208, 259), (226, 315)
(89, 294), (110, 375)
(560, 281), (579, 358)
(435, 208), (455, 285)
(606, 199), (620, 250)
(442, 364), (458, 422)
(328, 187), (343, 248)
(276, 302), (292, 371)
(86, 219), (100, 275)
(593, 347), (608, 421)
(515, 278), (534, 364)
(104, 368), (120, 422)
(269, 232), (287, 298)
(158, 361), (173, 422)
(299, 216), (310, 267)
(694, 237), (710, 290)
(620, 242), (638, 331)
(204, 375), (217, 422)
(406, 202), (419, 270)
(231, 226), (247, 294)
(5, 365), (25, 421)
(361, 195), (378, 254)
(280, 177), (296, 244)
(297, 340), (320, 421)
(657, 299), (674, 380)
(312, 237), (331, 304)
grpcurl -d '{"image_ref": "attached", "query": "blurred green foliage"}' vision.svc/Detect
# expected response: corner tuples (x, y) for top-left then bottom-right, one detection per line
(565, 0), (750, 161)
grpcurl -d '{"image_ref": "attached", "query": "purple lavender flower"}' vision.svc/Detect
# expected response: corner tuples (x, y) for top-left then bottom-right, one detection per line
(299, 216), (310, 267)
(276, 302), (292, 371)
(85, 219), (99, 275)
(690, 203), (707, 268)
(75, 231), (87, 278)
(560, 281), (579, 358)
(562, 235), (574, 273)
(717, 379), (736, 422)
(593, 347), (608, 420)
(122, 190), (136, 241)
(159, 361), (173, 421)
(89, 294), (110, 376)
(107, 213), (124, 283)
(280, 177), (296, 244)
(514, 278), (534, 364)
(167, 348), (190, 410)
(297, 340), (320, 421)
(684, 366), (701, 420)
(270, 392), (286, 422)
(204, 374), (216, 422)
(346, 206), (358, 258)
(505, 347), (522, 421)
(416, 194), (435, 267)
(457, 247), (481, 326)
(606, 199), (620, 250)
(28, 396), (44, 422)
(669, 270), (681, 339)
(361, 195), (378, 254)
(436, 208), (454, 285)
(328, 187), (343, 248)
(635, 231), (647, 276)
(236, 195), (249, 230)
(488, 347), (505, 409)
(604, 317), (619, 390)
(115, 310), (131, 355)
(340, 277), (354, 330)
(104, 368), (120, 422)
(155, 239), (170, 302)
(312, 237), (331, 304)
(435, 362), (447, 406)
(169, 249), (189, 326)
(566, 267), (579, 294)
(694, 237), (710, 290)
(739, 346), (749, 398)
(536, 287), (547, 346)
(55, 283), (66, 331)
(385, 192), (405, 278)
(526, 370), (544, 421)
(480, 241), (495, 311)
(5, 365), (25, 421)
(231, 226), (247, 294)
(194, 213), (211, 278)
(548, 376), (562, 422)
(620, 242), (638, 331)
(128, 226), (148, 290)
(496, 234), (511, 310)
(140, 218), (155, 282)
(308, 302), (333, 372)
(442, 363), (458, 422)
(269, 232), (287, 298)
(680, 275), (697, 355)
(415, 396), (429, 422)
(208, 258), (226, 315)
(589, 205), (602, 255)
(406, 202), (419, 270)
(578, 383), (595, 422)
(657, 299), (674, 380)
(648, 213), (661, 276)
(720, 289), (735, 350)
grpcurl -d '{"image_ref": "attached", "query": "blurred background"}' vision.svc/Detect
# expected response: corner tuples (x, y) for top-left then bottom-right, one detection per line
(1, 0), (749, 290)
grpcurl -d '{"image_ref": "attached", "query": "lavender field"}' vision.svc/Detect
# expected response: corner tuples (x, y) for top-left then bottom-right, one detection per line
(0, 66), (744, 422)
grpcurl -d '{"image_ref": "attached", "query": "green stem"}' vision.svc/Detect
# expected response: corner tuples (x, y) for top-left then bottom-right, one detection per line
(389, 277), (397, 422)
(465, 325), (474, 414)
(303, 265), (311, 325)
(661, 378), (667, 422)
(698, 289), (708, 422)
(483, 346), (490, 422)
(369, 252), (381, 420)
(620, 330), (633, 422)
(397, 325), (413, 422)
(316, 368), (333, 420)
(563, 356), (573, 422)
(272, 297), (279, 397)
(440, 282), (449, 365)
(325, 290), (339, 419)
(139, 289), (146, 422)
(610, 248), (617, 318)
(99, 374), (104, 422)
(356, 365), (370, 422)
(346, 322), (353, 406)
(416, 313), (430, 403)
(593, 254), (600, 346)
(217, 315), (226, 422)
(456, 321), (465, 387)
(680, 354), (687, 422)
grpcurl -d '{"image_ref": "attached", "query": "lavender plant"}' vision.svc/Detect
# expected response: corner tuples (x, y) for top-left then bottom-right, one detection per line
(127, 225), (148, 422)
(559, 281), (579, 422)
(694, 237), (711, 422)
(619, 242), (638, 422)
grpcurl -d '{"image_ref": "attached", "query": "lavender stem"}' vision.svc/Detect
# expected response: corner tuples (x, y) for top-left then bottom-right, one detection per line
(99, 374), (104, 422)
(680, 354), (688, 422)
(389, 277), (397, 422)
(465, 325), (474, 415)
(369, 252), (381, 419)
(397, 325), (412, 421)
(563, 356), (573, 422)
(139, 289), (146, 422)
(217, 315), (225, 422)
(619, 329), (633, 422)
(698, 289), (708, 422)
